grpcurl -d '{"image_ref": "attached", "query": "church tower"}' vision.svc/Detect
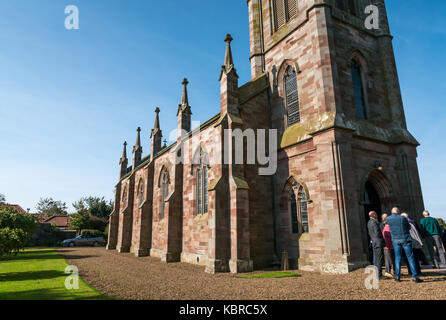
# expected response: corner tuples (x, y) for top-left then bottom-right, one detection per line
(247, 0), (424, 272)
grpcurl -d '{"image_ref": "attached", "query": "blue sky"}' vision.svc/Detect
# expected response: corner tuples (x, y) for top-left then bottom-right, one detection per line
(0, 1), (444, 219)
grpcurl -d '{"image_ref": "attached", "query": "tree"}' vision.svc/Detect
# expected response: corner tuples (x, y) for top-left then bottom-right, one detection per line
(0, 194), (5, 204)
(438, 218), (446, 230)
(72, 197), (113, 219)
(69, 208), (91, 233)
(36, 198), (68, 218)
(0, 205), (37, 256)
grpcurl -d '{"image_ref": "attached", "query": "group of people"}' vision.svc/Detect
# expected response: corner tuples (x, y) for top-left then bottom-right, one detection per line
(367, 208), (446, 283)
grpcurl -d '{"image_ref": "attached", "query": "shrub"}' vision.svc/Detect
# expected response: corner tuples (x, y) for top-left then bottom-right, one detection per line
(27, 223), (76, 247)
(0, 205), (37, 256)
(103, 224), (109, 239)
(80, 229), (104, 238)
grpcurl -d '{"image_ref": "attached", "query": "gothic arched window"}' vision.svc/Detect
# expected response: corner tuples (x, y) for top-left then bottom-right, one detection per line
(195, 149), (209, 215)
(351, 60), (367, 119)
(160, 169), (169, 220)
(289, 185), (309, 234)
(137, 179), (145, 207)
(285, 66), (300, 127)
(121, 185), (128, 204)
(273, 0), (298, 31)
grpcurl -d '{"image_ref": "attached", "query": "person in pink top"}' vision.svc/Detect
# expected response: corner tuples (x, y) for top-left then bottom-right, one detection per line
(382, 223), (395, 278)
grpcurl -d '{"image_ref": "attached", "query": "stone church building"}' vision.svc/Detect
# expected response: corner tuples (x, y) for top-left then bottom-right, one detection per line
(107, 0), (424, 274)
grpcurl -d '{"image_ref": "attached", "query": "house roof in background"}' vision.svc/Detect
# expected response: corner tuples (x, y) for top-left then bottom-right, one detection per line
(44, 215), (71, 228)
(4, 204), (28, 214)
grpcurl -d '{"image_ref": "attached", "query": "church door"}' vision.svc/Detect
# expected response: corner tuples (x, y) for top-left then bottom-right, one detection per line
(363, 181), (382, 263)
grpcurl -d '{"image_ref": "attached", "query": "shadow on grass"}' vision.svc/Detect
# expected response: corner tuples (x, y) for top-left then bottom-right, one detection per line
(0, 270), (66, 282)
(0, 288), (110, 300)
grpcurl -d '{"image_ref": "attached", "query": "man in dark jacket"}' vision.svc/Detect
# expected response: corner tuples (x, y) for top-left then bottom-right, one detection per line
(386, 207), (422, 283)
(442, 229), (446, 249)
(367, 211), (385, 277)
(420, 211), (446, 267)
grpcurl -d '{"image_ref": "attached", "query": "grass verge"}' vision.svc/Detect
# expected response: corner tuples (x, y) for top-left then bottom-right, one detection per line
(0, 248), (111, 300)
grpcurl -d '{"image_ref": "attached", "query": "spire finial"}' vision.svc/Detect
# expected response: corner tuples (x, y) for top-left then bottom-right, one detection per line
(163, 139), (167, 148)
(135, 127), (141, 148)
(122, 141), (127, 158)
(224, 34), (234, 69)
(120, 141), (128, 168)
(181, 78), (189, 107)
(154, 107), (160, 130)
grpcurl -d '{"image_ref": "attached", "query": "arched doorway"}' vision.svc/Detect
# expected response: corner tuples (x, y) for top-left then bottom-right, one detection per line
(277, 176), (311, 269)
(360, 169), (394, 264)
(363, 181), (382, 263)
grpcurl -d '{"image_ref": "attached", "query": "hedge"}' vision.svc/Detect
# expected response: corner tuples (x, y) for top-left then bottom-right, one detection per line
(80, 229), (104, 237)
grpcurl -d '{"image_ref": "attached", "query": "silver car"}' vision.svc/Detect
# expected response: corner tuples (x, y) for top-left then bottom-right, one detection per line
(62, 234), (106, 247)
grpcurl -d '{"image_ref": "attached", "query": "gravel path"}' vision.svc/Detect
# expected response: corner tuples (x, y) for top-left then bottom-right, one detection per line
(57, 247), (446, 300)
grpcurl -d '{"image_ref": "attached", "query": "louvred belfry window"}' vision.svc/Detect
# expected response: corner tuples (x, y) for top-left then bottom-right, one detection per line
(348, 0), (357, 16)
(273, 0), (298, 31)
(335, 0), (358, 17)
(286, 0), (298, 19)
(285, 66), (300, 126)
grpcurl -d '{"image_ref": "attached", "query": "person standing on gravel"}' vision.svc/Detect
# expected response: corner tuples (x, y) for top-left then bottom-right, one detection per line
(442, 228), (446, 250)
(367, 211), (385, 278)
(386, 207), (422, 283)
(382, 221), (394, 278)
(402, 213), (424, 275)
(420, 210), (446, 268)
(380, 213), (388, 233)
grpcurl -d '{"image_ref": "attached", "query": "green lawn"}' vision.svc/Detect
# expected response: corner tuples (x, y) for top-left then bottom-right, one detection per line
(0, 248), (110, 300)
(238, 271), (302, 279)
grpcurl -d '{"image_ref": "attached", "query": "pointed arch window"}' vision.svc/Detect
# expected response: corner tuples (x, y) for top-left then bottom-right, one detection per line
(160, 169), (169, 220)
(285, 66), (300, 127)
(351, 60), (367, 119)
(137, 179), (145, 207)
(289, 185), (309, 234)
(195, 149), (209, 215)
(273, 0), (298, 31)
(121, 185), (128, 204)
